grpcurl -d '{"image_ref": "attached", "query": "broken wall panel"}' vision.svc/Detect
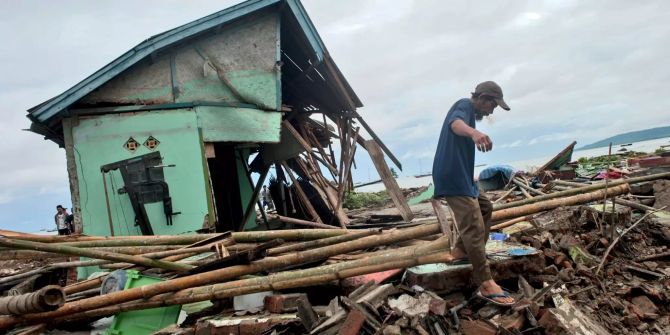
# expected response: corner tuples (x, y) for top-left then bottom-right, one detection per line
(196, 106), (281, 143)
(78, 11), (280, 110)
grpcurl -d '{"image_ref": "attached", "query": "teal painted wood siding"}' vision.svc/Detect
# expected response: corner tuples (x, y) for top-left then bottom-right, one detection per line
(196, 106), (281, 143)
(71, 109), (211, 238)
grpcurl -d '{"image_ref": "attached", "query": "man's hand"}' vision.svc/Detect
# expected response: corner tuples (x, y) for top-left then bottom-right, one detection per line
(451, 119), (493, 152)
(471, 130), (493, 152)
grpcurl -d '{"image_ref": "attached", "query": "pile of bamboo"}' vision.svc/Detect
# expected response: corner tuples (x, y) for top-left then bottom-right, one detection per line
(2, 172), (669, 333)
(0, 223), (450, 331)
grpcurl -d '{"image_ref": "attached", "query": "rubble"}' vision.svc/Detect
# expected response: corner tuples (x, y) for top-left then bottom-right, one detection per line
(2, 165), (670, 334)
(6, 2), (670, 321)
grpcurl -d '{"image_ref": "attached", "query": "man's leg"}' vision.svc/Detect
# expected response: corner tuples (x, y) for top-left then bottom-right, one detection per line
(445, 196), (491, 284)
(445, 196), (514, 304)
(478, 193), (493, 237)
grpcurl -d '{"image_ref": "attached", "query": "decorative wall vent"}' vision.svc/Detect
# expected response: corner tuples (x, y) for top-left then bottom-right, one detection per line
(144, 136), (160, 150)
(123, 137), (139, 153)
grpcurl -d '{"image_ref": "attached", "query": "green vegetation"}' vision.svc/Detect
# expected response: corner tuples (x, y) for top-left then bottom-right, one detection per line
(577, 151), (646, 165)
(655, 147), (667, 155)
(343, 191), (390, 210)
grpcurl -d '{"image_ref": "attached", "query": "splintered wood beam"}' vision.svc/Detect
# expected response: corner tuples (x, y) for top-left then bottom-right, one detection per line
(364, 140), (414, 222)
(285, 119), (339, 178)
(305, 125), (338, 177)
(281, 161), (324, 225)
(342, 126), (360, 195)
(323, 114), (338, 167)
(283, 120), (314, 154)
(335, 126), (360, 215)
(239, 166), (270, 231)
(354, 112), (402, 170)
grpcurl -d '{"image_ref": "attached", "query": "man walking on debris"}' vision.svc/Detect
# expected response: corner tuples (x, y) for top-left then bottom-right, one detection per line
(432, 81), (514, 306)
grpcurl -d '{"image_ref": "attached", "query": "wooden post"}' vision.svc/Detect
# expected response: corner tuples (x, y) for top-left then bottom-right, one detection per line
(364, 140), (414, 222)
(61, 118), (82, 234)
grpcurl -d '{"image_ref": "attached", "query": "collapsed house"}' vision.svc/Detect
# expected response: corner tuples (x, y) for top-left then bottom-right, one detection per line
(9, 1), (669, 334)
(26, 0), (410, 275)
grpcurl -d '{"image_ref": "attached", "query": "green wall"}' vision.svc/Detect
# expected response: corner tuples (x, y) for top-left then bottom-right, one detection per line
(196, 106), (281, 143)
(72, 109), (211, 238)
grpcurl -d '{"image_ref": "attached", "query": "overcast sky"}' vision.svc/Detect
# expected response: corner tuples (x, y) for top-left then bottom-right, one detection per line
(2, 0), (670, 232)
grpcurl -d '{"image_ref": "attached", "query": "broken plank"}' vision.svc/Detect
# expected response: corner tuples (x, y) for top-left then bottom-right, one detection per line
(354, 112), (402, 170)
(364, 140), (413, 222)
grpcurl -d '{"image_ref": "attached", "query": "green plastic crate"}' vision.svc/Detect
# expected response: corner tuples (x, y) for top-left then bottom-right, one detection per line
(105, 270), (181, 335)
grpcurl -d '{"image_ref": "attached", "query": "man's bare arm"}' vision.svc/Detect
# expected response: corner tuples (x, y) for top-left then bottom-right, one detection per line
(451, 119), (493, 152)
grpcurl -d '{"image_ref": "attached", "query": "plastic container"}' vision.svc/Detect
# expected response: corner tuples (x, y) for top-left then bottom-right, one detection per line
(105, 270), (181, 335)
(489, 232), (508, 247)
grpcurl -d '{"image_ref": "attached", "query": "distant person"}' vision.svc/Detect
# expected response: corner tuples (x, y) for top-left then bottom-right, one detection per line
(261, 185), (274, 211)
(55, 205), (70, 235)
(432, 81), (514, 306)
(65, 209), (75, 234)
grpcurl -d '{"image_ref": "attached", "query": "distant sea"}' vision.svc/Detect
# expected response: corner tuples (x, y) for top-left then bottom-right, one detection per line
(356, 136), (670, 192)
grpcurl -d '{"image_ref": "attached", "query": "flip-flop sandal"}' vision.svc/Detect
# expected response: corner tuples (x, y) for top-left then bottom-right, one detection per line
(476, 290), (515, 307)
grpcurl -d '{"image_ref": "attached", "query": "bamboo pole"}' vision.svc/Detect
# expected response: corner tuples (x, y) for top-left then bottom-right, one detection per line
(0, 237), (193, 272)
(274, 215), (337, 229)
(0, 230), (348, 248)
(493, 186), (517, 204)
(512, 178), (545, 196)
(493, 171), (670, 211)
(60, 241), (242, 296)
(490, 215), (534, 231)
(517, 185), (533, 199)
(614, 198), (657, 212)
(0, 223), (440, 329)
(553, 180), (593, 188)
(13, 245), (219, 271)
(266, 229), (381, 256)
(47, 238), (452, 323)
(491, 184), (630, 222)
(232, 229), (349, 243)
(0, 286), (65, 315)
(0, 245), (186, 260)
(0, 231), (221, 244)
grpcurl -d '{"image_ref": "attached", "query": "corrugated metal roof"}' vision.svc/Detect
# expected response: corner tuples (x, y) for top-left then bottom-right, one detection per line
(27, 0), (361, 124)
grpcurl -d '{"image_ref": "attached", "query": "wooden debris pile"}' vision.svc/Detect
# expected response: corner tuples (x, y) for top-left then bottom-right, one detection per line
(247, 114), (414, 231)
(2, 171), (670, 334)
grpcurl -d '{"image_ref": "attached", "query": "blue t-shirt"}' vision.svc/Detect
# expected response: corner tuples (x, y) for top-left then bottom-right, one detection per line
(432, 98), (478, 198)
